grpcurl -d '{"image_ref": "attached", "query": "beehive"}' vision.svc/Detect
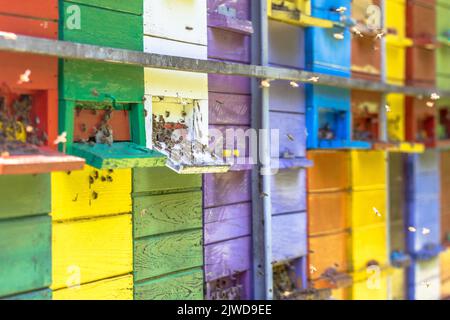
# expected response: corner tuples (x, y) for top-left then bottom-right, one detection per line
(408, 258), (441, 300)
(441, 150), (450, 245)
(436, 0), (450, 90)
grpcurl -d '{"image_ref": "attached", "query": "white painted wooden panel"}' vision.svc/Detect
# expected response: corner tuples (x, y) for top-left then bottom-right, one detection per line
(144, 36), (207, 59)
(414, 258), (441, 300)
(144, 0), (207, 46)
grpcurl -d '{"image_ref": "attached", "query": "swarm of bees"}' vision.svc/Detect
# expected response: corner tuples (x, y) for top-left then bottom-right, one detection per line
(209, 273), (243, 300)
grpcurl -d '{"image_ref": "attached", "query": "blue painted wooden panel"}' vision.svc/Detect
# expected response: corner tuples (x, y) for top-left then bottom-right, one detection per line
(271, 168), (306, 215)
(270, 112), (306, 158)
(268, 19), (305, 69)
(311, 0), (352, 21)
(269, 80), (305, 114)
(272, 212), (308, 262)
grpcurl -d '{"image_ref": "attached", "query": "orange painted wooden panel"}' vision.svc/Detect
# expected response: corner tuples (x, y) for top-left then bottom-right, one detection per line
(0, 14), (58, 39)
(308, 191), (349, 235)
(0, 0), (58, 21)
(307, 151), (350, 192)
(440, 249), (450, 282)
(73, 110), (131, 142)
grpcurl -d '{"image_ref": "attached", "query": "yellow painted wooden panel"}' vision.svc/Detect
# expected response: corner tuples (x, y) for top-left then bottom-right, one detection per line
(440, 248), (450, 281)
(53, 274), (133, 300)
(441, 278), (450, 299)
(52, 214), (132, 290)
(390, 267), (406, 300)
(351, 224), (388, 272)
(144, 68), (208, 99)
(387, 93), (405, 142)
(330, 287), (349, 300)
(351, 275), (388, 300)
(51, 165), (132, 221)
(386, 44), (406, 85)
(350, 151), (387, 191)
(351, 189), (387, 228)
(386, 0), (406, 39)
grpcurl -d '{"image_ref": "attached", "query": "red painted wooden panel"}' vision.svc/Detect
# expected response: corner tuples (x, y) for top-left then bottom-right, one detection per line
(406, 46), (436, 88)
(209, 92), (251, 125)
(73, 110), (131, 142)
(271, 168), (306, 215)
(405, 97), (437, 147)
(204, 236), (251, 281)
(441, 151), (450, 244)
(208, 74), (251, 95)
(207, 0), (250, 20)
(351, 36), (381, 81)
(407, 0), (436, 40)
(203, 170), (251, 207)
(0, 14), (58, 39)
(0, 0), (58, 21)
(204, 202), (251, 244)
(208, 27), (250, 63)
(351, 90), (382, 141)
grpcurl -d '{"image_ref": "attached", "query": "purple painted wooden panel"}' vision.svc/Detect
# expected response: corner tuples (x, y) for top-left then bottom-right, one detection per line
(270, 112), (306, 158)
(271, 168), (307, 215)
(209, 92), (251, 125)
(204, 170), (251, 207)
(208, 74), (251, 95)
(207, 0), (250, 20)
(208, 27), (250, 63)
(205, 236), (251, 281)
(269, 80), (305, 114)
(268, 20), (305, 69)
(209, 124), (251, 159)
(272, 213), (308, 262)
(204, 203), (251, 244)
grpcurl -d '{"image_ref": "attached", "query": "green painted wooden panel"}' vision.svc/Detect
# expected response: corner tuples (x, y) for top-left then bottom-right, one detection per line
(0, 174), (50, 219)
(61, 2), (142, 50)
(134, 229), (203, 281)
(134, 191), (202, 238)
(134, 268), (203, 300)
(133, 167), (202, 194)
(64, 0), (143, 15)
(71, 142), (166, 169)
(0, 215), (51, 298)
(61, 60), (144, 102)
(2, 288), (52, 300)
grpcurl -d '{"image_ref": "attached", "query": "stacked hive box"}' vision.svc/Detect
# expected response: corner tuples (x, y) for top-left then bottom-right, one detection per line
(267, 15), (309, 299)
(406, 150), (441, 300)
(204, 0), (253, 300)
(51, 0), (147, 299)
(440, 151), (450, 299)
(136, 0), (206, 299)
(436, 0), (450, 90)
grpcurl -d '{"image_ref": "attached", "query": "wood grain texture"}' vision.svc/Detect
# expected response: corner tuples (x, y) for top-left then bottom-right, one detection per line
(53, 274), (133, 300)
(204, 202), (251, 244)
(133, 167), (202, 194)
(0, 0), (58, 20)
(134, 229), (203, 281)
(0, 174), (50, 219)
(272, 213), (307, 262)
(271, 168), (306, 215)
(208, 27), (250, 63)
(203, 170), (251, 207)
(135, 268), (203, 300)
(64, 0), (143, 15)
(52, 214), (132, 290)
(61, 2), (142, 51)
(51, 165), (132, 221)
(2, 288), (52, 300)
(205, 236), (251, 281)
(209, 92), (251, 125)
(0, 215), (51, 298)
(134, 191), (202, 238)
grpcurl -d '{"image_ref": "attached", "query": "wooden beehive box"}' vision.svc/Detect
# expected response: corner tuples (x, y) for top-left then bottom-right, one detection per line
(406, 0), (437, 88)
(405, 97), (438, 148)
(436, 0), (450, 89)
(351, 0), (383, 81)
(441, 150), (450, 245)
(440, 248), (450, 298)
(268, 0), (334, 27)
(437, 98), (450, 148)
(0, 174), (51, 299)
(408, 258), (441, 300)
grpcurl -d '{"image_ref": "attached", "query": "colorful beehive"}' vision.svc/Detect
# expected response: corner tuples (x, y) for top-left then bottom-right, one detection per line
(0, 174), (51, 300)
(405, 97), (438, 148)
(405, 150), (442, 299)
(440, 248), (450, 299)
(441, 150), (450, 245)
(351, 0), (383, 81)
(386, 0), (413, 85)
(204, 0), (253, 300)
(307, 151), (352, 300)
(406, 0), (437, 88)
(0, 0), (84, 175)
(268, 0), (334, 27)
(436, 98), (450, 148)
(436, 0), (450, 90)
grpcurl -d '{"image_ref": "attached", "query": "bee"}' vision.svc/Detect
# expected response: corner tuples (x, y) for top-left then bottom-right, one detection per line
(92, 191), (98, 200)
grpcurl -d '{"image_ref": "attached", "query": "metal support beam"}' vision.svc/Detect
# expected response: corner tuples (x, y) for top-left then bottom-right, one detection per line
(0, 34), (448, 97)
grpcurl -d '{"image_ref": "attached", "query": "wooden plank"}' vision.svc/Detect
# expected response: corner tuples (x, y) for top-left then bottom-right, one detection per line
(351, 275), (388, 300)
(134, 191), (202, 238)
(2, 288), (52, 300)
(144, 0), (207, 45)
(0, 215), (51, 298)
(208, 74), (251, 94)
(411, 258), (441, 300)
(52, 165), (132, 221)
(135, 268), (203, 300)
(307, 151), (350, 192)
(350, 151), (387, 191)
(134, 229), (203, 281)
(351, 224), (388, 272)
(53, 274), (133, 300)
(0, 0), (58, 20)
(0, 14), (58, 39)
(205, 236), (251, 281)
(272, 213), (307, 262)
(64, 0), (143, 15)
(0, 174), (50, 219)
(144, 35), (206, 59)
(269, 80), (306, 113)
(209, 92), (251, 125)
(204, 202), (251, 244)
(208, 27), (251, 63)
(61, 2), (142, 51)
(270, 111), (306, 158)
(203, 170), (251, 207)
(268, 19), (305, 69)
(271, 168), (306, 215)
(351, 189), (387, 229)
(391, 267), (406, 300)
(308, 191), (349, 235)
(208, 0), (251, 20)
(52, 214), (132, 290)
(133, 167), (202, 194)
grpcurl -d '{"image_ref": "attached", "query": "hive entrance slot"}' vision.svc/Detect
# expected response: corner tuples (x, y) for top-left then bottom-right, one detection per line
(207, 273), (244, 300)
